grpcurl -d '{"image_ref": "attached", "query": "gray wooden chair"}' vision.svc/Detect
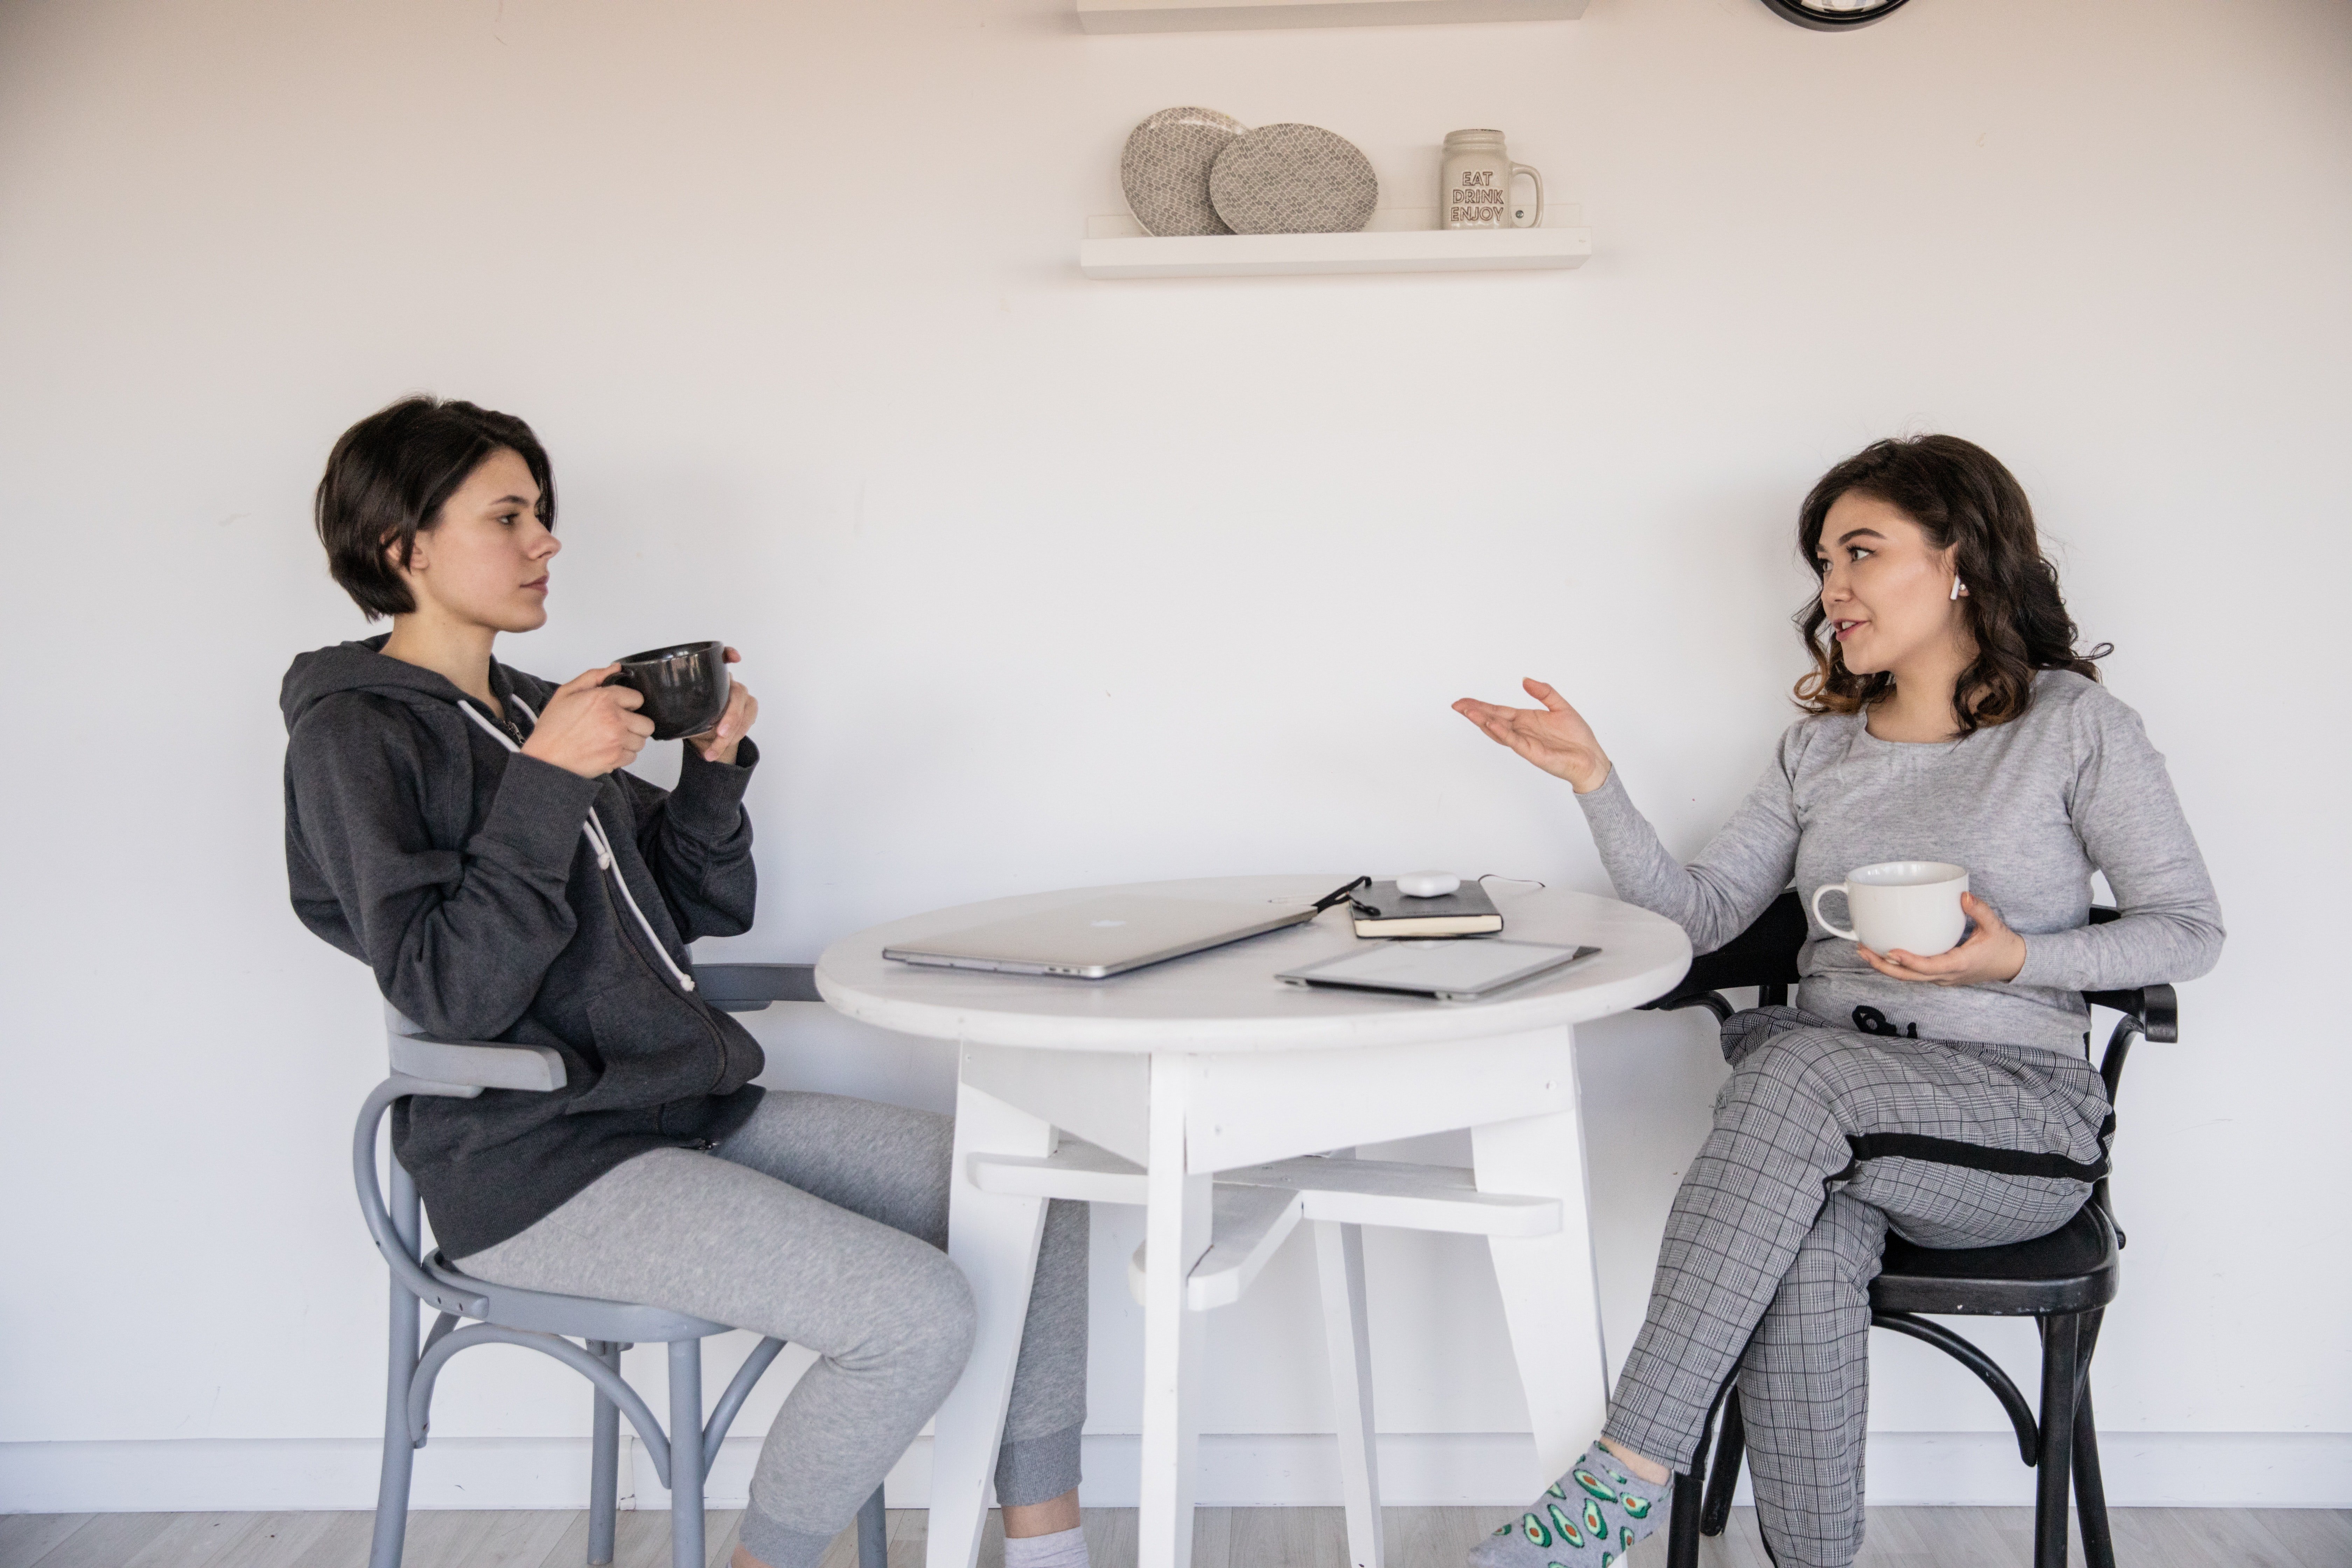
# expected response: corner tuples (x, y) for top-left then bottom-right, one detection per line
(354, 963), (887, 1568)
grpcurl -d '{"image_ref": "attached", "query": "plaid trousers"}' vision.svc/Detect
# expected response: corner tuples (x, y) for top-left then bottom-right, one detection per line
(1600, 1008), (2110, 1568)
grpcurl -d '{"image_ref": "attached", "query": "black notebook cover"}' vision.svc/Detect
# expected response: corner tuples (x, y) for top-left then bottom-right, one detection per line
(1350, 879), (1503, 931)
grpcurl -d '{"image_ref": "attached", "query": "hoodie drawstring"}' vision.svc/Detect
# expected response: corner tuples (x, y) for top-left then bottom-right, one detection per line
(460, 696), (697, 994)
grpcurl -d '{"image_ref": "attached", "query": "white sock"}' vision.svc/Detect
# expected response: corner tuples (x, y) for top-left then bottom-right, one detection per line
(1003, 1524), (1089, 1568)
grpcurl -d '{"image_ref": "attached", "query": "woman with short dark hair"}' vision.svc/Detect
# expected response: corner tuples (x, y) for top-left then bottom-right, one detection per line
(285, 397), (1091, 1568)
(1454, 435), (2222, 1568)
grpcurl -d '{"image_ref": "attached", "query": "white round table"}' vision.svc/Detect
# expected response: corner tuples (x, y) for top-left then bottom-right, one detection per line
(817, 874), (1691, 1568)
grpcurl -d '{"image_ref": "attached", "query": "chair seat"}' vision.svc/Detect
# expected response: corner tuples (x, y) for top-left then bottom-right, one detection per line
(425, 1251), (731, 1342)
(1870, 1203), (2119, 1317)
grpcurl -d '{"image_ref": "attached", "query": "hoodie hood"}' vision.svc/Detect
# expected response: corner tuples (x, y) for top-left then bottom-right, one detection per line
(280, 634), (525, 733)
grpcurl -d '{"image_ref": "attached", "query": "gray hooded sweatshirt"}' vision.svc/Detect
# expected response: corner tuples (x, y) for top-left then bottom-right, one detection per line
(282, 637), (765, 1258)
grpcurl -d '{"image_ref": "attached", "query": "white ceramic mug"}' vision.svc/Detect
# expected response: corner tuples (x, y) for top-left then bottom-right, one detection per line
(1810, 862), (1970, 955)
(1441, 129), (1544, 230)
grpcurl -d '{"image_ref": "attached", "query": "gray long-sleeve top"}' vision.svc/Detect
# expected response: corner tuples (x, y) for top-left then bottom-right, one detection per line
(1576, 671), (2223, 1051)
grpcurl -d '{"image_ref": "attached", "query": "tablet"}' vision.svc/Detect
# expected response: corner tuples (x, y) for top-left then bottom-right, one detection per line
(1277, 939), (1600, 1002)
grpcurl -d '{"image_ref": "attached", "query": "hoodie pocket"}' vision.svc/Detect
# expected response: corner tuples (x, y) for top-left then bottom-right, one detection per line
(562, 990), (724, 1116)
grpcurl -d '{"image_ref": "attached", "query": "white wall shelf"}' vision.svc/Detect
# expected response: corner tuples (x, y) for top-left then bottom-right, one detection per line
(1079, 224), (1592, 279)
(1078, 0), (1587, 34)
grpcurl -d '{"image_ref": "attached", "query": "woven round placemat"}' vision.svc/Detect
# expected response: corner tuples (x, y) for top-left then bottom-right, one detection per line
(1208, 124), (1377, 235)
(1121, 107), (1248, 237)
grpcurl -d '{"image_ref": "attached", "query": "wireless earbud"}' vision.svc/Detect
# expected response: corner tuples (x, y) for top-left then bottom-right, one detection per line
(1951, 576), (1967, 601)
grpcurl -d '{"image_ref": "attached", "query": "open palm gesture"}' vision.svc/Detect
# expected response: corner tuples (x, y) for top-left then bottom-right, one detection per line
(1452, 678), (1613, 793)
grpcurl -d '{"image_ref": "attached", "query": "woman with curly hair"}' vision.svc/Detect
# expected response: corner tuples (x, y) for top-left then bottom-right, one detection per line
(1452, 435), (2222, 1568)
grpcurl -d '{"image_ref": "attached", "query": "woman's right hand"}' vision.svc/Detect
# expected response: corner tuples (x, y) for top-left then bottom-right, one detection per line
(519, 665), (656, 778)
(1452, 678), (1613, 793)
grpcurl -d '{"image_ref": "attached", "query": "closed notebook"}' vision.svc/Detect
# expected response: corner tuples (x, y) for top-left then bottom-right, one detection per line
(1349, 880), (1503, 938)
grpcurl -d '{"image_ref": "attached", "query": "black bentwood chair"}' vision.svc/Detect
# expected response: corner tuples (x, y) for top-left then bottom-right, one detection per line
(1639, 894), (2175, 1568)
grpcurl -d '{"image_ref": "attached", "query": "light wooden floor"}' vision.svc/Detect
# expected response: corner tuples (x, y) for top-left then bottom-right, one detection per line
(2, 1506), (2345, 1568)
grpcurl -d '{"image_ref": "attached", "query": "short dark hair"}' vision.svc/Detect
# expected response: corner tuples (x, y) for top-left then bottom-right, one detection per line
(1792, 434), (2107, 736)
(314, 397), (555, 620)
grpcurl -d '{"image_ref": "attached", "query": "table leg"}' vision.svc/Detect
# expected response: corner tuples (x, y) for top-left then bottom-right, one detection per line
(1138, 1052), (1211, 1568)
(925, 1076), (1054, 1568)
(1474, 1091), (1610, 1492)
(1315, 1218), (1383, 1568)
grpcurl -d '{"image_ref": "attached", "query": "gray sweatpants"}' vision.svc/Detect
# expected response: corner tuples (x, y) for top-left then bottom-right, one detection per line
(1600, 1009), (2108, 1568)
(456, 1091), (1087, 1568)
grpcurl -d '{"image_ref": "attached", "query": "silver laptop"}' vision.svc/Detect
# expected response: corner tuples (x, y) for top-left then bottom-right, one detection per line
(883, 894), (1320, 979)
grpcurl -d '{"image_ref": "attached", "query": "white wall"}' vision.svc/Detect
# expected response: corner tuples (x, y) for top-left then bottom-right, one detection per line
(2, 0), (2347, 1516)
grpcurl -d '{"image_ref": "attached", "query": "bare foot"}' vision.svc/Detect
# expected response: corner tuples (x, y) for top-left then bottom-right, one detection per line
(1598, 1436), (1672, 1488)
(732, 1547), (773, 1568)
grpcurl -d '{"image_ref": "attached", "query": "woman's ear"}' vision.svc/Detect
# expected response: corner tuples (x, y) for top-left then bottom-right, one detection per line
(385, 530), (425, 583)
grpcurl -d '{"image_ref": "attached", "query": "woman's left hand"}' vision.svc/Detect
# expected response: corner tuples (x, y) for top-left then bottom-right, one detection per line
(1859, 892), (2028, 987)
(686, 648), (758, 765)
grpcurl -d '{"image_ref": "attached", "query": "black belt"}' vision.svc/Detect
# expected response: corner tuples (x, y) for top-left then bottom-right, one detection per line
(1836, 1114), (2115, 1184)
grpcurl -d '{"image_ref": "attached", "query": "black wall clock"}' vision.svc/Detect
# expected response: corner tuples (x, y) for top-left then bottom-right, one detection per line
(1760, 0), (1914, 28)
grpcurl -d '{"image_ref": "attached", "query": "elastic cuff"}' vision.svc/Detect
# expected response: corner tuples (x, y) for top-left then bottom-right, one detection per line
(664, 736), (759, 833)
(738, 1508), (838, 1568)
(995, 1420), (1084, 1508)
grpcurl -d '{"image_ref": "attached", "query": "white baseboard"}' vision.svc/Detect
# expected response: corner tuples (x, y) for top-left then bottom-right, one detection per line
(4, 1431), (2346, 1514)
(1853, 1430), (2350, 1510)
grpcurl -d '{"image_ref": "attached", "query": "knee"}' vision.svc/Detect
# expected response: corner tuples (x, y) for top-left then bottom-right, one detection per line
(1777, 1234), (1861, 1299)
(1754, 1029), (1842, 1076)
(1776, 1203), (1886, 1304)
(1752, 1254), (1872, 1358)
(847, 1246), (976, 1393)
(1721, 1030), (1841, 1106)
(906, 1250), (979, 1373)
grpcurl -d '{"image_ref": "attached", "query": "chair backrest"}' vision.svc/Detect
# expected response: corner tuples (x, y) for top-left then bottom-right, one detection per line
(1675, 891), (1807, 1004)
(356, 1009), (575, 1319)
(355, 1072), (491, 1317)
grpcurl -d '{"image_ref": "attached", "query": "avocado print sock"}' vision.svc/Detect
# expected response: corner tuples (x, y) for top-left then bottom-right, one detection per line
(1466, 1446), (1671, 1568)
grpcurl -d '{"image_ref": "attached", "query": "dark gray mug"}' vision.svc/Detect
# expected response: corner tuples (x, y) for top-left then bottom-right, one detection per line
(604, 641), (730, 741)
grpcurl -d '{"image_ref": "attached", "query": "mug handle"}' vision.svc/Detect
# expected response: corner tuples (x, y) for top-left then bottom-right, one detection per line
(1510, 163), (1545, 228)
(1810, 882), (1858, 941)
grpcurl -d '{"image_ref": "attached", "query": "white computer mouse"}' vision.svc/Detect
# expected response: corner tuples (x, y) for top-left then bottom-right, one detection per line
(1395, 870), (1462, 898)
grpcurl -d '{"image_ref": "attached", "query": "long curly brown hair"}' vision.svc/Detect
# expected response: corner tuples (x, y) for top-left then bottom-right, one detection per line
(1794, 435), (2108, 735)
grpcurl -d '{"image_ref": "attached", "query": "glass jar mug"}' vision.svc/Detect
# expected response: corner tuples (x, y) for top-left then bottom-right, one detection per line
(1440, 129), (1544, 230)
